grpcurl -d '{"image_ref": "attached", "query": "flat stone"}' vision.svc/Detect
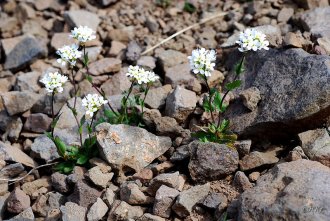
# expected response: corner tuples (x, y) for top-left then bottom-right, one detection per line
(50, 32), (76, 50)
(277, 8), (294, 23)
(64, 10), (100, 31)
(31, 135), (59, 162)
(2, 91), (40, 116)
(51, 172), (70, 193)
(120, 182), (152, 205)
(96, 123), (172, 174)
(24, 113), (52, 133)
(300, 6), (330, 38)
(153, 185), (179, 218)
(6, 188), (31, 214)
(87, 198), (108, 221)
(68, 181), (101, 208)
(157, 49), (187, 69)
(143, 84), (172, 109)
(0, 141), (37, 167)
(60, 202), (87, 221)
(137, 56), (156, 70)
(109, 40), (126, 57)
(15, 71), (41, 92)
(100, 69), (131, 96)
(89, 58), (121, 75)
(147, 172), (183, 196)
(87, 166), (114, 188)
(107, 200), (144, 220)
(139, 213), (165, 221)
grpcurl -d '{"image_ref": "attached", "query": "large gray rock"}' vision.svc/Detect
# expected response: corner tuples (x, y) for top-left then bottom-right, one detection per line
(2, 91), (40, 116)
(188, 141), (239, 182)
(298, 128), (330, 167)
(300, 7), (330, 38)
(237, 159), (330, 221)
(225, 48), (330, 141)
(96, 123), (172, 174)
(1, 35), (47, 70)
(64, 10), (100, 31)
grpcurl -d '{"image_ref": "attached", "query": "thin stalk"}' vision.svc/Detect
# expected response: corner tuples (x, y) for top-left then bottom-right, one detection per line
(216, 56), (245, 129)
(51, 92), (55, 137)
(122, 81), (135, 123)
(88, 115), (95, 141)
(141, 86), (149, 115)
(71, 68), (77, 109)
(203, 74), (215, 124)
(82, 45), (119, 116)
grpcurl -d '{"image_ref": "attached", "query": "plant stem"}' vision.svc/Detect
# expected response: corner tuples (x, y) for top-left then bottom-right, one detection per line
(141, 85), (149, 115)
(203, 74), (215, 124)
(216, 55), (245, 129)
(88, 115), (95, 141)
(122, 81), (135, 122)
(51, 92), (55, 137)
(71, 68), (77, 109)
(82, 45), (119, 116)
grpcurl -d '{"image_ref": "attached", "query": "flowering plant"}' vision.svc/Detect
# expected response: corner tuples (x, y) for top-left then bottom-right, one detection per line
(192, 28), (269, 145)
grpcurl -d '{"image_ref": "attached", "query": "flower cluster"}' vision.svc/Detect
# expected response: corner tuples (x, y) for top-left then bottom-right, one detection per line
(40, 72), (68, 94)
(188, 48), (216, 77)
(126, 65), (159, 84)
(70, 26), (96, 43)
(82, 94), (108, 118)
(236, 28), (269, 52)
(56, 44), (82, 66)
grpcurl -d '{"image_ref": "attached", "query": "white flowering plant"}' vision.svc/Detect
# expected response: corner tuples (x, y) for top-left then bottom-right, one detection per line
(192, 28), (269, 145)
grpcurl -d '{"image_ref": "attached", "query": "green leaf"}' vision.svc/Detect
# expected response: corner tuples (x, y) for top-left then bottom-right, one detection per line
(213, 91), (222, 111)
(83, 136), (97, 150)
(80, 115), (86, 126)
(219, 119), (230, 132)
(235, 57), (245, 75)
(203, 98), (211, 112)
(225, 80), (242, 91)
(183, 2), (196, 13)
(76, 154), (89, 165)
(54, 137), (67, 157)
(51, 113), (62, 129)
(54, 161), (74, 174)
(86, 75), (93, 83)
(83, 52), (89, 67)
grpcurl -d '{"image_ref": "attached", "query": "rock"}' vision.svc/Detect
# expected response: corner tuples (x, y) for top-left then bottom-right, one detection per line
(107, 28), (132, 44)
(225, 48), (330, 141)
(0, 163), (24, 178)
(21, 177), (51, 198)
(293, 0), (329, 9)
(51, 172), (70, 193)
(0, 76), (15, 93)
(85, 46), (102, 62)
(15, 71), (41, 92)
(1, 35), (47, 70)
(286, 146), (308, 161)
(24, 113), (52, 133)
(298, 128), (330, 167)
(157, 49), (187, 70)
(96, 123), (172, 174)
(6, 188), (31, 214)
(201, 192), (227, 210)
(207, 70), (225, 88)
(317, 37), (330, 55)
(60, 202), (87, 221)
(86, 166), (114, 188)
(89, 58), (121, 76)
(172, 183), (210, 218)
(89, 158), (112, 173)
(64, 10), (100, 31)
(108, 200), (144, 220)
(234, 140), (251, 158)
(109, 40), (126, 57)
(126, 41), (142, 62)
(188, 141), (239, 182)
(139, 213), (165, 221)
(154, 116), (183, 138)
(7, 117), (23, 141)
(68, 181), (102, 208)
(248, 171), (260, 182)
(300, 6), (330, 38)
(239, 147), (282, 171)
(120, 182), (152, 205)
(50, 33), (76, 50)
(66, 166), (86, 185)
(283, 32), (304, 48)
(0, 193), (10, 219)
(137, 56), (156, 70)
(2, 91), (40, 116)
(87, 198), (108, 221)
(277, 8), (294, 23)
(165, 86), (197, 123)
(145, 16), (159, 33)
(132, 168), (153, 184)
(100, 70), (131, 96)
(99, 0), (118, 7)
(4, 207), (34, 221)
(233, 171), (253, 192)
(165, 63), (201, 93)
(103, 188), (116, 207)
(32, 192), (65, 217)
(143, 85), (172, 109)
(239, 87), (261, 111)
(147, 172), (183, 196)
(153, 185), (179, 218)
(237, 159), (330, 220)
(31, 135), (59, 162)
(0, 141), (37, 167)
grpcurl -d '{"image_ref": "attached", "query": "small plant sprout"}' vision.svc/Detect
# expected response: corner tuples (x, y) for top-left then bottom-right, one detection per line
(56, 44), (82, 67)
(70, 26), (96, 44)
(192, 29), (269, 145)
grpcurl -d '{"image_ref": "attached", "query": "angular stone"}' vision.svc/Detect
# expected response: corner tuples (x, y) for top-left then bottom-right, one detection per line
(300, 6), (330, 38)
(188, 141), (239, 182)
(87, 198), (108, 221)
(201, 192), (227, 210)
(6, 188), (31, 214)
(172, 183), (210, 218)
(109, 40), (126, 57)
(96, 123), (172, 174)
(0, 163), (24, 180)
(147, 172), (183, 196)
(50, 32), (76, 50)
(137, 56), (156, 70)
(317, 37), (330, 55)
(143, 85), (172, 109)
(239, 147), (282, 171)
(120, 182), (152, 205)
(60, 202), (87, 221)
(68, 181), (101, 208)
(103, 188), (116, 207)
(165, 63), (201, 92)
(153, 185), (179, 218)
(0, 141), (37, 167)
(293, 0), (329, 9)
(21, 178), (51, 198)
(165, 86), (197, 123)
(15, 71), (41, 92)
(126, 40), (142, 62)
(31, 135), (59, 162)
(100, 70), (131, 96)
(24, 113), (52, 133)
(64, 10), (100, 31)
(107, 200), (144, 220)
(4, 207), (34, 221)
(99, 0), (118, 7)
(277, 8), (294, 23)
(89, 58), (121, 75)
(157, 49), (187, 69)
(1, 35), (47, 70)
(239, 87), (261, 111)
(298, 128), (330, 167)
(237, 160), (330, 221)
(233, 171), (253, 192)
(234, 140), (251, 158)
(51, 172), (70, 193)
(2, 91), (40, 116)
(139, 213), (165, 221)
(283, 32), (304, 48)
(225, 49), (330, 141)
(87, 166), (113, 188)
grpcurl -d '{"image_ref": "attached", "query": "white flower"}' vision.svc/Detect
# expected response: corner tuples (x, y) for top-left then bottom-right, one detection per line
(70, 26), (96, 43)
(126, 65), (159, 84)
(56, 44), (82, 66)
(82, 94), (108, 118)
(236, 28), (269, 52)
(40, 72), (68, 94)
(188, 48), (216, 77)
